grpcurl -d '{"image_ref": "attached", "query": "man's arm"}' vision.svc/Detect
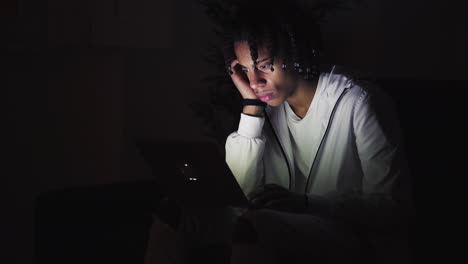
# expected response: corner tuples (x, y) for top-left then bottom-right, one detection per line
(321, 84), (414, 230)
(226, 112), (267, 195)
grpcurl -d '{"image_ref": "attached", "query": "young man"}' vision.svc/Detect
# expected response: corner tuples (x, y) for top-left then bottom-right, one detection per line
(222, 1), (414, 263)
(144, 1), (414, 264)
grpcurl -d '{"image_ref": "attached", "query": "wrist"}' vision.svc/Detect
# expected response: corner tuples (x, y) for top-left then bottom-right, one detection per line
(242, 105), (264, 117)
(238, 113), (265, 138)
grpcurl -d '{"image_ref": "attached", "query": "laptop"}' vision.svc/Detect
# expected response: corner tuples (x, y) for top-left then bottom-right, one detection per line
(134, 139), (249, 208)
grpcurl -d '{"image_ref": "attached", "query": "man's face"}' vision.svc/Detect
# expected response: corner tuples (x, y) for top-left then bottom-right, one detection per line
(233, 41), (297, 107)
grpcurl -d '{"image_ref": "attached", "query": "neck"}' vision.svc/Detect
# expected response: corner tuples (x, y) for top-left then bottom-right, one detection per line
(286, 79), (318, 118)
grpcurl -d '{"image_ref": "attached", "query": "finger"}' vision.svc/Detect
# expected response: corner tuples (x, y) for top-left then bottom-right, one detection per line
(230, 66), (249, 85)
(229, 59), (246, 79)
(230, 59), (239, 73)
(228, 60), (258, 100)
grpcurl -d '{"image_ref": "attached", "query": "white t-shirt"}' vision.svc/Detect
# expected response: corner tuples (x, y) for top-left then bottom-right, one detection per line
(285, 101), (317, 193)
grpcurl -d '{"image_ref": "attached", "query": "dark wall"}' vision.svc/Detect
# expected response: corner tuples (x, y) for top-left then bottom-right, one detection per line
(4, 0), (467, 263)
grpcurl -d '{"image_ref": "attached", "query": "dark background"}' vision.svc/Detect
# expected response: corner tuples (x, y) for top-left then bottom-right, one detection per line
(3, 0), (467, 263)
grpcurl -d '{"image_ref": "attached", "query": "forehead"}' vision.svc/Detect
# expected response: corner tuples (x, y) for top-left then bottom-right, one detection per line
(233, 41), (270, 66)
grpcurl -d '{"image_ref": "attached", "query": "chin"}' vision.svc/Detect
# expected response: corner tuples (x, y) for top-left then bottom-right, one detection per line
(266, 98), (285, 107)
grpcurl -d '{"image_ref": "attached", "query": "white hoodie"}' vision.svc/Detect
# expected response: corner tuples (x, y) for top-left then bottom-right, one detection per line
(225, 66), (414, 263)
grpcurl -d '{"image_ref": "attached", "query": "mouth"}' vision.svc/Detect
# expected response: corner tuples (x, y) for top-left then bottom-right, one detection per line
(257, 92), (275, 102)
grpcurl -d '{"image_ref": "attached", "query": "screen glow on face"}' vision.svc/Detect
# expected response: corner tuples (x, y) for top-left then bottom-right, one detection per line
(239, 57), (274, 74)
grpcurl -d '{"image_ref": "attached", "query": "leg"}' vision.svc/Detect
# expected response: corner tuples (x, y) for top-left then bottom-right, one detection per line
(243, 209), (367, 264)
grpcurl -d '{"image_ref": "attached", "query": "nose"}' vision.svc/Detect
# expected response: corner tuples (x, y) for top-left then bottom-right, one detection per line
(248, 71), (266, 89)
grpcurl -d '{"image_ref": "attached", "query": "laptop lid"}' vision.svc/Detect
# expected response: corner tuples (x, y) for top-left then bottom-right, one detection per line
(134, 139), (249, 207)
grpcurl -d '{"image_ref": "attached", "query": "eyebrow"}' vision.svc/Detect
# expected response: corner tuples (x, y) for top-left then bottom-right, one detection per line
(238, 57), (273, 68)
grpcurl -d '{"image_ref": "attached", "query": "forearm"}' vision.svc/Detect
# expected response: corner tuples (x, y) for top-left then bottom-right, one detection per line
(225, 113), (266, 194)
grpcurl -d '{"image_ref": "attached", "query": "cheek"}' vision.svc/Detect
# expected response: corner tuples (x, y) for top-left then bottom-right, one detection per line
(274, 78), (294, 96)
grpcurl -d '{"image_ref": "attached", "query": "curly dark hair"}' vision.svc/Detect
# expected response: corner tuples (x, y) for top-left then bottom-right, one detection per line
(193, 0), (355, 144)
(200, 0), (351, 81)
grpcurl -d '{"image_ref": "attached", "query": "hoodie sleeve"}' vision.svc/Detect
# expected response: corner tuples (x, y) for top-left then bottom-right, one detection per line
(307, 85), (414, 230)
(225, 113), (267, 195)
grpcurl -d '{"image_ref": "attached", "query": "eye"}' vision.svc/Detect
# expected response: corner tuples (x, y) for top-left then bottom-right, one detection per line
(242, 68), (249, 73)
(259, 65), (268, 69)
